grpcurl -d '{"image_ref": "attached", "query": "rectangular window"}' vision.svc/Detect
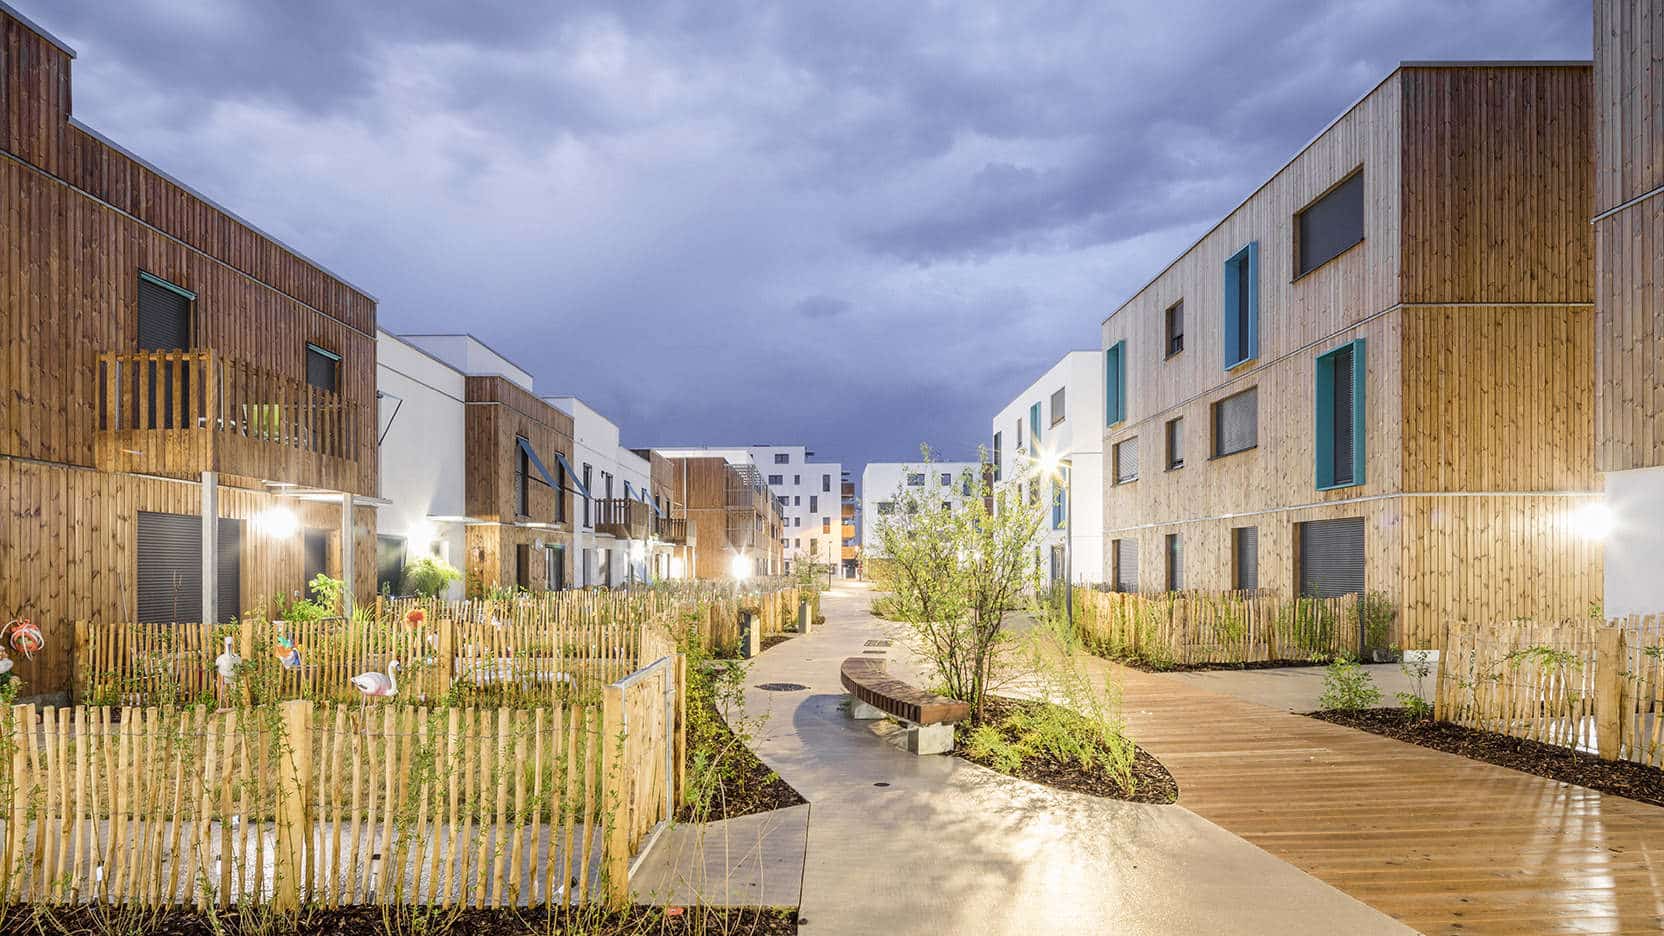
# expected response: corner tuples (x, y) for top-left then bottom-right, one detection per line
(1211, 387), (1258, 457)
(1029, 401), (1042, 447)
(546, 544), (566, 590)
(1113, 437), (1139, 484)
(822, 474), (831, 492)
(940, 472), (952, 487)
(1050, 387), (1066, 426)
(136, 511), (240, 624)
(1316, 339), (1366, 490)
(1232, 526), (1258, 591)
(1165, 417), (1184, 470)
(1051, 480), (1066, 530)
(992, 431), (1003, 481)
(376, 535), (406, 596)
(1297, 170), (1364, 277)
(1165, 300), (1184, 358)
(794, 474), (801, 485)
(809, 495), (818, 512)
(515, 543), (531, 590)
(1224, 242), (1259, 369)
(136, 272), (194, 351)
(1298, 517), (1365, 597)
(1112, 538), (1138, 593)
(822, 518), (831, 533)
(303, 528), (330, 586)
(1016, 417), (1024, 451)
(554, 458), (567, 523)
(794, 517), (801, 527)
(907, 473), (925, 487)
(304, 343), (341, 394)
(1165, 533), (1183, 591)
(768, 474), (784, 485)
(515, 436), (531, 517)
(1104, 341), (1126, 425)
(582, 464), (593, 527)
(774, 453), (790, 464)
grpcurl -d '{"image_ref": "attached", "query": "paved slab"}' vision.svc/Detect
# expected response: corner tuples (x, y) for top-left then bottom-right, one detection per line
(1156, 662), (1417, 712)
(739, 584), (1412, 936)
(630, 804), (809, 907)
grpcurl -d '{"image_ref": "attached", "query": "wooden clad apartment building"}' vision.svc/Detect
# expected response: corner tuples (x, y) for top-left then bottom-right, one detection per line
(1100, 62), (1601, 649)
(657, 452), (785, 580)
(0, 5), (381, 696)
(1593, 1), (1664, 617)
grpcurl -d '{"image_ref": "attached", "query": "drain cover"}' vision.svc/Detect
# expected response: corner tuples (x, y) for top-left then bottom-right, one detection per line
(861, 650), (886, 654)
(756, 682), (809, 692)
(863, 639), (892, 647)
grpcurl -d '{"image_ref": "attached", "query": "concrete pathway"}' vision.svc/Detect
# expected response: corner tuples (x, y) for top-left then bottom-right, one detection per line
(733, 583), (1412, 936)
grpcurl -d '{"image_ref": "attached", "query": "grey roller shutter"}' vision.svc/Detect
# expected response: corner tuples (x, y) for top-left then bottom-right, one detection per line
(1114, 539), (1139, 592)
(1233, 526), (1259, 591)
(137, 278), (191, 351)
(1299, 517), (1364, 597)
(1332, 345), (1355, 484)
(1166, 533), (1183, 590)
(1298, 172), (1365, 276)
(137, 512), (239, 623)
(1214, 388), (1258, 456)
(1115, 437), (1139, 483)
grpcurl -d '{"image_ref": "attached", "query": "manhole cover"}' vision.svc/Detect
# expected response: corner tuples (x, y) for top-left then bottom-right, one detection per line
(756, 682), (809, 692)
(863, 639), (892, 647)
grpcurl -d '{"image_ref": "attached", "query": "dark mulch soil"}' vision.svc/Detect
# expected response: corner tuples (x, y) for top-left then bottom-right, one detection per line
(1111, 656), (1331, 673)
(0, 905), (799, 936)
(760, 633), (794, 652)
(1310, 707), (1664, 808)
(676, 698), (806, 823)
(955, 696), (1178, 804)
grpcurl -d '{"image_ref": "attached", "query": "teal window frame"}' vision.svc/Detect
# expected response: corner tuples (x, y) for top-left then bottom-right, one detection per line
(1314, 338), (1366, 491)
(139, 270), (197, 301)
(1223, 242), (1259, 369)
(1104, 341), (1126, 426)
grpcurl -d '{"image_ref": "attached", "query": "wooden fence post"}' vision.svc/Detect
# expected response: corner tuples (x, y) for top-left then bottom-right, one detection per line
(1595, 627), (1626, 761)
(674, 654), (687, 804)
(600, 683), (629, 908)
(5, 704), (34, 899)
(437, 619), (455, 699)
(274, 699), (312, 912)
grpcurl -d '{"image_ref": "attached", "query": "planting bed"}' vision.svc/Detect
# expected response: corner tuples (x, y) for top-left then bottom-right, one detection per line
(2, 905), (799, 936)
(678, 694), (805, 822)
(955, 696), (1178, 804)
(1311, 708), (1664, 808)
(1116, 657), (1331, 674)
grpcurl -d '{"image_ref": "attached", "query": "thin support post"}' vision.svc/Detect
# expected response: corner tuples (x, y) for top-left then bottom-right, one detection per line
(202, 472), (219, 626)
(340, 492), (355, 617)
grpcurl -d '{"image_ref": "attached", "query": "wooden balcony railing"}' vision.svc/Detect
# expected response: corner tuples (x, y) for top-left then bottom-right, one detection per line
(96, 350), (362, 490)
(655, 517), (689, 545)
(594, 498), (651, 540)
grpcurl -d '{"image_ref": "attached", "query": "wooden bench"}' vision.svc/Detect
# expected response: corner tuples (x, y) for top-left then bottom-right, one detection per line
(840, 656), (968, 755)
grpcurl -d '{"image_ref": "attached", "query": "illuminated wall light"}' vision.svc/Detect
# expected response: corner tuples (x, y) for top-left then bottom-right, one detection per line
(255, 506), (299, 539)
(629, 541), (646, 562)
(730, 553), (752, 581)
(1570, 502), (1615, 541)
(669, 557), (686, 579)
(407, 520), (437, 557)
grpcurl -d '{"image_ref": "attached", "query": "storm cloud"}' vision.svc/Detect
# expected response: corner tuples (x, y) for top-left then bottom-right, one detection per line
(34, 0), (1591, 472)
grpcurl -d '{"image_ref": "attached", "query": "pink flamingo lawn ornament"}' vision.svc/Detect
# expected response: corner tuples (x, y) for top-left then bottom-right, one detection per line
(350, 659), (399, 699)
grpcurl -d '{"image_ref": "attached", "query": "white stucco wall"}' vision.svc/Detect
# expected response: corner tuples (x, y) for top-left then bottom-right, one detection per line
(548, 395), (658, 587)
(375, 330), (468, 599)
(990, 349), (1106, 585)
(859, 461), (980, 560)
(1603, 467), (1664, 618)
(749, 444), (843, 576)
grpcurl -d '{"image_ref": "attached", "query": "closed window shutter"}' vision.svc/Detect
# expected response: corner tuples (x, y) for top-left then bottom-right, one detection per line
(217, 518), (241, 623)
(305, 345), (340, 393)
(1114, 539), (1138, 592)
(1233, 526), (1258, 590)
(1298, 517), (1365, 597)
(1166, 533), (1183, 590)
(1214, 388), (1258, 456)
(137, 278), (191, 350)
(1332, 345), (1355, 484)
(1115, 438), (1139, 483)
(138, 512), (201, 623)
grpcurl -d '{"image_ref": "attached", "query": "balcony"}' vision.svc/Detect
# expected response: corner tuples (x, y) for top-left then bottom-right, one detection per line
(655, 516), (690, 545)
(593, 498), (651, 539)
(96, 350), (363, 492)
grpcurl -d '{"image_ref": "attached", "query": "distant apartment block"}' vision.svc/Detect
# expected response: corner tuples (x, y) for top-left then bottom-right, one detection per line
(992, 351), (1105, 586)
(747, 445), (844, 576)
(1593, 1), (1664, 617)
(840, 472), (859, 578)
(1099, 62), (1599, 649)
(860, 461), (980, 561)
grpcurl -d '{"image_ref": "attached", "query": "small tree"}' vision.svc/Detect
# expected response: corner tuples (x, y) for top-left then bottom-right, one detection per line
(875, 445), (1044, 722)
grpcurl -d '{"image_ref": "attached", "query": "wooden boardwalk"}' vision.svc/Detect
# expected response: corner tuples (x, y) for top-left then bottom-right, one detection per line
(1114, 665), (1664, 936)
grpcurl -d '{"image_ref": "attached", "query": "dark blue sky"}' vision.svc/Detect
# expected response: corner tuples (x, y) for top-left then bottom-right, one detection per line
(32, 0), (1591, 476)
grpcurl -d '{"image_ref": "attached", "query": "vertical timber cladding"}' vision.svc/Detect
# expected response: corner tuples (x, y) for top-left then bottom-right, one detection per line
(462, 376), (574, 593)
(0, 458), (373, 698)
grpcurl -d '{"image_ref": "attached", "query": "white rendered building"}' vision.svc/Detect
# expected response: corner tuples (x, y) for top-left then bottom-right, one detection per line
(990, 350), (1105, 586)
(748, 445), (844, 577)
(373, 332), (499, 599)
(859, 460), (980, 561)
(546, 396), (662, 588)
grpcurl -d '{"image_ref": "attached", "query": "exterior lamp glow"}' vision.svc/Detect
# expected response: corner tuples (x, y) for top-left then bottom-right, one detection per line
(1571, 502), (1615, 541)
(629, 541), (646, 563)
(407, 520), (436, 557)
(255, 505), (299, 539)
(669, 556), (686, 579)
(730, 553), (753, 581)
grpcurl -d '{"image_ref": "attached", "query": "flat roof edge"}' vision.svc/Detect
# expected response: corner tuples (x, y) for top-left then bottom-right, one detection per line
(0, 2), (76, 58)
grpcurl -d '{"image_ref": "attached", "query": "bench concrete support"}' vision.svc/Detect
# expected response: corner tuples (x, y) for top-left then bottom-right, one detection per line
(850, 698), (886, 720)
(908, 723), (954, 756)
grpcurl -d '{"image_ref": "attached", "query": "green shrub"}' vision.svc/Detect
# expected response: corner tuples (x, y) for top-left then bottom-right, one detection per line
(1318, 656), (1381, 711)
(965, 723), (1022, 773)
(1396, 651), (1435, 720)
(402, 556), (462, 598)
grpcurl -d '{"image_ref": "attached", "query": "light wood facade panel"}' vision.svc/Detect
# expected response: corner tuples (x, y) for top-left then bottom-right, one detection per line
(1594, 0), (1664, 211)
(1100, 64), (1598, 649)
(460, 376), (575, 592)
